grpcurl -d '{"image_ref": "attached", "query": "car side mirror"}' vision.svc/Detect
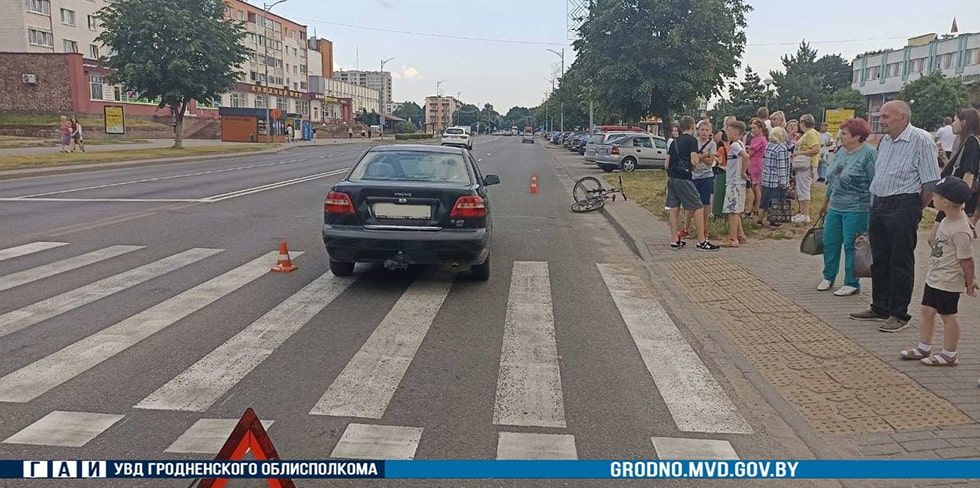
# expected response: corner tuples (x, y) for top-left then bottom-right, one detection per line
(484, 174), (500, 186)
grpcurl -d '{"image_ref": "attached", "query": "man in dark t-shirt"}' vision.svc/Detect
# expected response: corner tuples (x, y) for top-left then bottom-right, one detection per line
(667, 116), (720, 251)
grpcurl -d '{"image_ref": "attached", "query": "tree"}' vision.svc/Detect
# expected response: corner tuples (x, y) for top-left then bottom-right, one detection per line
(728, 66), (768, 122)
(479, 103), (500, 132)
(968, 81), (980, 109)
(504, 106), (533, 129)
(813, 54), (852, 95)
(575, 0), (751, 130)
(455, 104), (480, 127)
(355, 109), (378, 126)
(393, 101), (423, 127)
(97, 0), (248, 148)
(897, 72), (969, 131)
(826, 88), (867, 119)
(394, 121), (417, 134)
(769, 42), (854, 124)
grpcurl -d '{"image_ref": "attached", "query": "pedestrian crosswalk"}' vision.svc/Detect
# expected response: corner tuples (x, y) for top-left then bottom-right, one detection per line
(0, 240), (750, 459)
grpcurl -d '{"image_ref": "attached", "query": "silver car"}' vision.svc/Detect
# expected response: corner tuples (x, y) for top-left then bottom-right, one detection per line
(594, 134), (668, 172)
(584, 132), (644, 162)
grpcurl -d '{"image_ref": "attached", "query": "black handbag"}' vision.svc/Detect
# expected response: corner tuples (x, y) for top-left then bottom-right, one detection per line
(800, 216), (825, 255)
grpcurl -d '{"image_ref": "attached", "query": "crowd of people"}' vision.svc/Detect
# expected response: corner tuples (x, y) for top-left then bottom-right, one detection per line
(664, 101), (980, 369)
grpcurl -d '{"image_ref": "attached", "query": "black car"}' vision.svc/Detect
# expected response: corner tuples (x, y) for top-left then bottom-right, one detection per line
(322, 145), (499, 280)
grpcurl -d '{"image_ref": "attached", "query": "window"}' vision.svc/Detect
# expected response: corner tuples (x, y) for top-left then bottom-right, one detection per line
(938, 53), (954, 69)
(230, 93), (245, 108)
(60, 8), (75, 25)
(89, 75), (103, 100)
(654, 138), (667, 150)
(293, 65), (298, 74)
(255, 95), (265, 108)
(911, 58), (925, 74)
(887, 62), (901, 77)
(88, 44), (99, 59)
(276, 97), (287, 111)
(967, 49), (980, 66)
(63, 39), (77, 53)
(28, 29), (53, 47)
(26, 0), (50, 15)
(299, 81), (307, 90)
(296, 100), (309, 116)
(865, 66), (880, 80)
(852, 70), (860, 83)
(87, 14), (97, 30)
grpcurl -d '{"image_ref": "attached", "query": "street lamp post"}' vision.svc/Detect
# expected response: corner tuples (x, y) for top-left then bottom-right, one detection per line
(547, 48), (564, 132)
(764, 78), (774, 110)
(379, 57), (393, 139)
(261, 0), (287, 143)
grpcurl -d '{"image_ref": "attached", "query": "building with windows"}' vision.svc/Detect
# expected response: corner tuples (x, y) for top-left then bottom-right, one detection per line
(0, 0), (107, 59)
(851, 32), (980, 132)
(424, 95), (461, 134)
(332, 70), (392, 114)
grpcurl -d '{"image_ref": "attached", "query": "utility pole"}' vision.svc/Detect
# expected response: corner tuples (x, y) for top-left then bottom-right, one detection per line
(261, 1), (287, 143)
(547, 48), (565, 132)
(379, 57), (393, 140)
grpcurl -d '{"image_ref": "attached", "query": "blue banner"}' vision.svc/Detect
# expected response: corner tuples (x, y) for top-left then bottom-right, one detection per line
(6, 460), (980, 479)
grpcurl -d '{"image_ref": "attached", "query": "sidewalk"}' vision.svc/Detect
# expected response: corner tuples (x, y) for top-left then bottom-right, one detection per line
(548, 146), (980, 467)
(0, 136), (400, 157)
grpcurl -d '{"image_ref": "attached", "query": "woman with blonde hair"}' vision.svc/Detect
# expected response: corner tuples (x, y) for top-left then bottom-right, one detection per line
(760, 126), (791, 226)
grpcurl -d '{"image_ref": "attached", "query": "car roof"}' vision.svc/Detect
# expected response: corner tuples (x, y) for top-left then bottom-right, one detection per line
(368, 144), (465, 154)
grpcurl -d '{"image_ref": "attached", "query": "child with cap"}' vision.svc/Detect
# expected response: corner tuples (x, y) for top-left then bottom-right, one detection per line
(900, 176), (977, 366)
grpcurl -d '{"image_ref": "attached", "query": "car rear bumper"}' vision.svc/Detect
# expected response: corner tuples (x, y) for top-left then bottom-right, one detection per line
(323, 225), (490, 265)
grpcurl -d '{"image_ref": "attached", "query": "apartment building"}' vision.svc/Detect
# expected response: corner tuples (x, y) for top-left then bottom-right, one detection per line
(333, 70), (392, 113)
(424, 95), (461, 134)
(0, 0), (108, 59)
(852, 32), (980, 132)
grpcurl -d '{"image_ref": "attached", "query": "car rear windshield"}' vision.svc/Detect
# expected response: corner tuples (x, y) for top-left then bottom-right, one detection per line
(588, 134), (604, 143)
(349, 151), (473, 184)
(445, 128), (464, 135)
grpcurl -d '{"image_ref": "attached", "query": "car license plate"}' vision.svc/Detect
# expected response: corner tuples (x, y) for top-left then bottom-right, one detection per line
(373, 203), (431, 219)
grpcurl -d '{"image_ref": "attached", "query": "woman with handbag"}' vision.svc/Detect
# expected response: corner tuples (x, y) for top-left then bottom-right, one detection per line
(932, 108), (980, 229)
(817, 118), (877, 296)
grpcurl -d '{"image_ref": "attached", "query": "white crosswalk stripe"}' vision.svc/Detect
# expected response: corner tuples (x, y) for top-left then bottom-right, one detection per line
(2, 411), (123, 447)
(331, 423), (422, 460)
(597, 263), (752, 434)
(0, 248), (222, 339)
(493, 261), (565, 428)
(0, 242), (68, 262)
(136, 270), (356, 412)
(0, 251), (289, 403)
(496, 432), (577, 460)
(309, 278), (453, 418)
(0, 245), (144, 292)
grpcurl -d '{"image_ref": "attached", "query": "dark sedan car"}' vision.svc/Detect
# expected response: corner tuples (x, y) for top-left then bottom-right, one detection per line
(322, 145), (499, 280)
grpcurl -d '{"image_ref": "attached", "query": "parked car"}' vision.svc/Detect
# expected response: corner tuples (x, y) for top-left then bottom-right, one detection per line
(593, 134), (668, 172)
(441, 126), (473, 150)
(322, 145), (499, 280)
(572, 134), (589, 153)
(584, 132), (647, 162)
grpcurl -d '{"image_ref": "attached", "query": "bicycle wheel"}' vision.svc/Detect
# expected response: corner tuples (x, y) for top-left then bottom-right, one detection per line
(572, 176), (604, 203)
(571, 197), (604, 213)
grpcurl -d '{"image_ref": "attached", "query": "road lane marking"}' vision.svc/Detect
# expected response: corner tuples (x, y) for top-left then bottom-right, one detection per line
(2, 411), (123, 447)
(0, 251), (285, 402)
(0, 242), (68, 262)
(492, 261), (565, 428)
(309, 279), (453, 418)
(202, 169), (347, 202)
(597, 263), (752, 434)
(0, 245), (144, 292)
(651, 437), (739, 460)
(0, 248), (222, 339)
(497, 432), (577, 459)
(331, 423), (422, 460)
(136, 270), (357, 412)
(0, 198), (206, 203)
(166, 418), (273, 454)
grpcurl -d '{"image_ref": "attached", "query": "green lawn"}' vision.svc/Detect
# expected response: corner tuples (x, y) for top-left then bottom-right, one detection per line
(0, 136), (149, 149)
(0, 144), (270, 171)
(0, 113), (170, 128)
(605, 171), (936, 240)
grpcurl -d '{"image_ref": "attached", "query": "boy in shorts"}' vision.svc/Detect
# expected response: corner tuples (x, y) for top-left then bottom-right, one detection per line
(722, 121), (750, 247)
(900, 176), (976, 366)
(667, 116), (720, 251)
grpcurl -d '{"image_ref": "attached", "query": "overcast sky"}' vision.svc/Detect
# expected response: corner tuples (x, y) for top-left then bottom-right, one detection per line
(268, 0), (979, 111)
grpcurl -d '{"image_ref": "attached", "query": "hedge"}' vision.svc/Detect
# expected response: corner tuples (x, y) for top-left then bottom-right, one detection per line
(394, 133), (434, 140)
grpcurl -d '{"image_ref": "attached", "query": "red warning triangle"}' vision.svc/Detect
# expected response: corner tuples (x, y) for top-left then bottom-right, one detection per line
(198, 408), (295, 488)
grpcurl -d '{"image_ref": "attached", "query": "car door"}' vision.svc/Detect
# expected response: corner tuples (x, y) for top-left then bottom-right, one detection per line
(652, 137), (668, 169)
(634, 136), (656, 167)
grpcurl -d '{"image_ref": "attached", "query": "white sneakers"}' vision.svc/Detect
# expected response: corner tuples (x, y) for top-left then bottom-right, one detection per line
(834, 286), (860, 296)
(792, 214), (812, 224)
(817, 279), (832, 291)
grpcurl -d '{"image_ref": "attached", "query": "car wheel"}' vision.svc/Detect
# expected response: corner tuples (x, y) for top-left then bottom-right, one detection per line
(469, 255), (490, 281)
(622, 157), (637, 172)
(329, 259), (355, 277)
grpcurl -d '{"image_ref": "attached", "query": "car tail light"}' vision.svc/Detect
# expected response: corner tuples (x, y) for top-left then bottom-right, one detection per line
(611, 146), (620, 155)
(325, 191), (355, 214)
(450, 196), (486, 218)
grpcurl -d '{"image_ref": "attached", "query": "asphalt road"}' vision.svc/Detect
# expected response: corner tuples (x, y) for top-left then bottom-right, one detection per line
(0, 136), (815, 487)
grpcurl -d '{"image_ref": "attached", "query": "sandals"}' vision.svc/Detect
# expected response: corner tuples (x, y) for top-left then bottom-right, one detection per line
(723, 239), (740, 248)
(900, 346), (930, 360)
(921, 352), (958, 367)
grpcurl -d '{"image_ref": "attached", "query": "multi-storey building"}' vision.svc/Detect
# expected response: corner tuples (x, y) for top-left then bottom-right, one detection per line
(424, 95), (461, 134)
(333, 70), (392, 113)
(851, 32), (980, 132)
(0, 0), (108, 59)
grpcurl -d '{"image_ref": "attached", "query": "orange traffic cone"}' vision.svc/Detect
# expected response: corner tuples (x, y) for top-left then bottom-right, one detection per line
(271, 241), (298, 272)
(529, 174), (539, 194)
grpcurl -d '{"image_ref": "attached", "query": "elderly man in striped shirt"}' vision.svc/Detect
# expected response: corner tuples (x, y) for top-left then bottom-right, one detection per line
(850, 101), (941, 332)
